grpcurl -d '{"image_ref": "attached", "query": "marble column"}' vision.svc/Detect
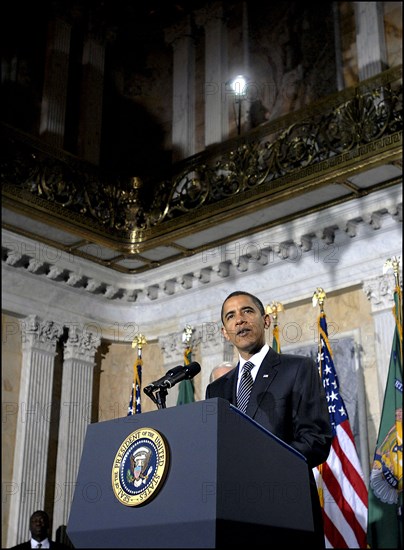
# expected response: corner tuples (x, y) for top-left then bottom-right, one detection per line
(363, 272), (397, 405)
(7, 316), (63, 547)
(354, 2), (388, 81)
(332, 2), (345, 91)
(196, 2), (229, 146)
(52, 326), (101, 539)
(39, 18), (71, 147)
(165, 16), (196, 162)
(78, 35), (106, 165)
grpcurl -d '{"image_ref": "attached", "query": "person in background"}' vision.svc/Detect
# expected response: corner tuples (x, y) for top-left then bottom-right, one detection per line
(205, 290), (332, 549)
(209, 361), (234, 383)
(9, 510), (71, 549)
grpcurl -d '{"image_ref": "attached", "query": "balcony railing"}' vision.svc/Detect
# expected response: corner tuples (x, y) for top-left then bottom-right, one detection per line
(1, 65), (402, 256)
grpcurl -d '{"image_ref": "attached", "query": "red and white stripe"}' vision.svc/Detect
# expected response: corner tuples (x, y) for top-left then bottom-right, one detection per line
(314, 419), (368, 548)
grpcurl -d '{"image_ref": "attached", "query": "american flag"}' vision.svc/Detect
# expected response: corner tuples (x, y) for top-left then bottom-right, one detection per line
(127, 353), (142, 415)
(314, 311), (368, 548)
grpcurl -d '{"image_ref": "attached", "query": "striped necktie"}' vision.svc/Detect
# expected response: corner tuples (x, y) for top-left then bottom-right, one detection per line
(236, 361), (254, 413)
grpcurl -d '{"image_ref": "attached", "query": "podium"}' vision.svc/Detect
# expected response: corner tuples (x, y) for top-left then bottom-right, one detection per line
(67, 398), (315, 548)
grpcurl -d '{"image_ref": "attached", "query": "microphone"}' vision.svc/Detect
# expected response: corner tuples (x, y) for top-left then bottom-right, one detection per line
(143, 365), (184, 394)
(143, 362), (201, 394)
(163, 361), (201, 388)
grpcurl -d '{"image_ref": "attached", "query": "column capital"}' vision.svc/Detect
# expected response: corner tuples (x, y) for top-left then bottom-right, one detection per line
(362, 273), (397, 313)
(195, 322), (223, 353)
(158, 331), (185, 362)
(158, 322), (224, 362)
(158, 328), (203, 362)
(194, 1), (225, 28)
(21, 315), (63, 352)
(164, 15), (193, 46)
(64, 325), (101, 362)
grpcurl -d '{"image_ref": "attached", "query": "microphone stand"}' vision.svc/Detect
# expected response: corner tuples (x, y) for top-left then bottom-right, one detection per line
(143, 362), (200, 410)
(155, 387), (167, 410)
(144, 386), (168, 410)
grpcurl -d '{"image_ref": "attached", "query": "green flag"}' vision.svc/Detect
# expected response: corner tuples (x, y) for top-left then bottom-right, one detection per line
(177, 378), (195, 405)
(272, 323), (281, 353)
(177, 346), (195, 405)
(367, 286), (403, 549)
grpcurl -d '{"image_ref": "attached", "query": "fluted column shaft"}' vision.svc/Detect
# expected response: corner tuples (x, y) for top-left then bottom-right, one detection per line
(354, 2), (388, 81)
(52, 327), (101, 539)
(39, 18), (71, 147)
(166, 17), (196, 162)
(363, 273), (397, 404)
(7, 316), (63, 547)
(196, 3), (229, 146)
(78, 36), (105, 164)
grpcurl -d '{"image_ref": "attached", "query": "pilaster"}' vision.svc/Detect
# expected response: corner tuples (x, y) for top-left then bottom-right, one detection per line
(7, 316), (63, 547)
(39, 18), (71, 147)
(196, 2), (229, 145)
(363, 272), (397, 403)
(165, 16), (196, 161)
(52, 326), (101, 538)
(78, 35), (106, 164)
(354, 2), (388, 81)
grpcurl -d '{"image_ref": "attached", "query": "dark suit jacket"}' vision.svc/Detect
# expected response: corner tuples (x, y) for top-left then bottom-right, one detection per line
(206, 347), (332, 467)
(10, 540), (71, 549)
(205, 347), (332, 549)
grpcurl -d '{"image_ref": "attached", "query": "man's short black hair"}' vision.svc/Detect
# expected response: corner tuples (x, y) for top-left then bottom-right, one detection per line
(221, 291), (265, 322)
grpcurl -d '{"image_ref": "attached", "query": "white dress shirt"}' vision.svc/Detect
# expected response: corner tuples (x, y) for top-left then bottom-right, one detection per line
(236, 343), (269, 392)
(30, 537), (50, 548)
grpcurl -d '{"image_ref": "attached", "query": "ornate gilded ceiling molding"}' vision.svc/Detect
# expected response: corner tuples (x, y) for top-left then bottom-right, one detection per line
(1, 66), (402, 262)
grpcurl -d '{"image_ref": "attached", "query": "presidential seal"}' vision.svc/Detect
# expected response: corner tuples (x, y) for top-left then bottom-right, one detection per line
(112, 427), (169, 506)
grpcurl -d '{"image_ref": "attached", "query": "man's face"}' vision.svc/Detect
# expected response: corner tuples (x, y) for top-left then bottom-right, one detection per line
(221, 295), (270, 358)
(30, 512), (49, 539)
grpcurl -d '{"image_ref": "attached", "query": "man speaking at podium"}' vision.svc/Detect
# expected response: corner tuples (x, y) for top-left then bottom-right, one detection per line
(206, 291), (332, 549)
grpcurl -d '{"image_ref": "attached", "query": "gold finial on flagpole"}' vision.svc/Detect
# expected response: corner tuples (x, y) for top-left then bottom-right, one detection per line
(266, 302), (284, 352)
(182, 324), (194, 346)
(265, 301), (284, 322)
(312, 288), (327, 311)
(132, 333), (147, 350)
(383, 256), (401, 287)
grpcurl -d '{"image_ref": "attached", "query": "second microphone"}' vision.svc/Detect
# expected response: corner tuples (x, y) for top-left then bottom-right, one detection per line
(143, 362), (201, 394)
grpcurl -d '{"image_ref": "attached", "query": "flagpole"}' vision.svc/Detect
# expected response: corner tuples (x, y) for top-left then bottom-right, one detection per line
(128, 333), (147, 415)
(265, 301), (284, 353)
(312, 288), (327, 509)
(182, 324), (193, 366)
(177, 324), (196, 405)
